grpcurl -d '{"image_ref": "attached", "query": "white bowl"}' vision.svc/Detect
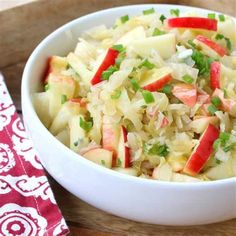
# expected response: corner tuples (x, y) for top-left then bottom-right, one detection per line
(22, 4), (236, 225)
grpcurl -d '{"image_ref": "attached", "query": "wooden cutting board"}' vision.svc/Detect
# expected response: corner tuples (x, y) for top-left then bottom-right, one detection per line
(1, 1), (236, 235)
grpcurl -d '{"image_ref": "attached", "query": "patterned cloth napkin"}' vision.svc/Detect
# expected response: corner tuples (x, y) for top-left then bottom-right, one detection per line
(0, 73), (69, 236)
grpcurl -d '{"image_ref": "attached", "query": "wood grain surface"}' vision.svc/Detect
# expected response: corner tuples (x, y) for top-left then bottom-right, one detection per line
(1, 0), (236, 235)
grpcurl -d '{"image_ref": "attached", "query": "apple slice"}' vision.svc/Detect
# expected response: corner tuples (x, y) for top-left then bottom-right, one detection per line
(188, 116), (219, 133)
(167, 17), (217, 31)
(139, 67), (172, 92)
(132, 34), (176, 59)
(102, 115), (120, 166)
(83, 148), (113, 168)
(210, 61), (221, 90)
(183, 124), (220, 176)
(44, 56), (68, 83)
(117, 126), (131, 168)
(172, 173), (202, 182)
(172, 83), (197, 107)
(195, 35), (227, 57)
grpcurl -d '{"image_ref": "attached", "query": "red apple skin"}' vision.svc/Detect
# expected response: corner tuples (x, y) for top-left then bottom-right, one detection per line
(120, 126), (131, 168)
(210, 61), (221, 90)
(142, 74), (172, 92)
(196, 35), (227, 57)
(172, 83), (197, 107)
(167, 17), (217, 31)
(183, 124), (220, 176)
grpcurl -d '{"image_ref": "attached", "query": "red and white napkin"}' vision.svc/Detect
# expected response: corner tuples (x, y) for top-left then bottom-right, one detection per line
(0, 73), (69, 236)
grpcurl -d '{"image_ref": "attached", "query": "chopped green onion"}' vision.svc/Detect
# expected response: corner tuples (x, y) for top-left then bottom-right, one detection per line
(112, 44), (125, 53)
(130, 78), (140, 92)
(216, 159), (222, 164)
(117, 158), (122, 167)
(215, 33), (224, 40)
(143, 8), (155, 15)
(142, 90), (155, 104)
(207, 104), (217, 115)
(101, 66), (118, 80)
(161, 84), (172, 94)
(225, 37), (232, 51)
(182, 74), (194, 84)
(207, 13), (215, 19)
(79, 117), (93, 132)
(224, 142), (236, 152)
(148, 143), (169, 157)
(138, 59), (155, 69)
(223, 89), (227, 97)
(211, 96), (222, 107)
(152, 28), (166, 36)
(61, 94), (67, 104)
(111, 90), (122, 99)
(218, 14), (225, 22)
(120, 15), (129, 24)
(101, 160), (106, 166)
(44, 84), (50, 91)
(170, 9), (180, 17)
(188, 39), (196, 48)
(73, 140), (79, 147)
(219, 132), (230, 143)
(159, 14), (166, 23)
(213, 139), (221, 150)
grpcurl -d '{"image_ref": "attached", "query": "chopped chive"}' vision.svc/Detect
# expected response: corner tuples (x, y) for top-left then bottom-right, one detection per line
(170, 9), (180, 17)
(79, 117), (93, 132)
(130, 78), (140, 92)
(207, 104), (217, 115)
(101, 160), (106, 166)
(152, 28), (166, 36)
(182, 74), (194, 84)
(218, 14), (225, 22)
(142, 90), (155, 104)
(161, 84), (172, 94)
(44, 84), (50, 91)
(74, 141), (79, 146)
(216, 159), (222, 164)
(215, 33), (224, 40)
(225, 37), (232, 51)
(159, 14), (166, 23)
(148, 142), (169, 157)
(213, 139), (221, 150)
(101, 66), (118, 80)
(207, 13), (215, 19)
(120, 15), (129, 24)
(223, 145), (231, 152)
(112, 44), (125, 53)
(117, 158), (122, 167)
(219, 132), (230, 142)
(138, 59), (155, 69)
(111, 90), (122, 99)
(188, 39), (196, 48)
(223, 89), (227, 97)
(211, 96), (222, 107)
(61, 94), (67, 104)
(143, 7), (155, 15)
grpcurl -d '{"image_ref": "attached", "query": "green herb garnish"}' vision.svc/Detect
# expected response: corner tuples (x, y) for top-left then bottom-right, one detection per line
(213, 139), (221, 150)
(216, 159), (222, 164)
(161, 84), (172, 95)
(117, 158), (122, 167)
(170, 9), (180, 17)
(159, 14), (166, 23)
(211, 96), (222, 107)
(148, 143), (169, 157)
(130, 78), (140, 92)
(61, 94), (67, 104)
(188, 39), (196, 48)
(218, 14), (225, 22)
(225, 37), (232, 51)
(215, 33), (224, 40)
(74, 141), (79, 147)
(143, 8), (155, 15)
(111, 90), (122, 99)
(101, 66), (118, 80)
(112, 44), (125, 53)
(101, 160), (106, 166)
(142, 90), (155, 104)
(207, 13), (215, 19)
(120, 15), (129, 24)
(207, 104), (218, 115)
(138, 59), (155, 69)
(182, 74), (194, 84)
(79, 117), (93, 132)
(152, 28), (166, 36)
(44, 84), (50, 91)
